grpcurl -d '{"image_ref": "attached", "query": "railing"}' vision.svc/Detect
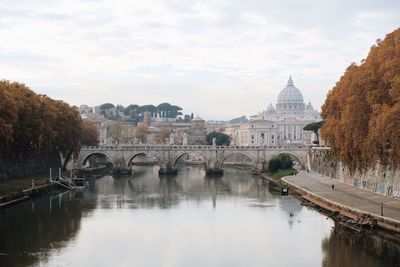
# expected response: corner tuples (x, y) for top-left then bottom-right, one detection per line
(81, 145), (309, 150)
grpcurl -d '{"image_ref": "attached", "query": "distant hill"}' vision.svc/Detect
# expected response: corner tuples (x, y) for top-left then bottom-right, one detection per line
(228, 115), (248, 124)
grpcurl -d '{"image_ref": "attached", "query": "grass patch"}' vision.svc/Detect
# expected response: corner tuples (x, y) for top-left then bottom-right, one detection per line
(268, 168), (298, 179)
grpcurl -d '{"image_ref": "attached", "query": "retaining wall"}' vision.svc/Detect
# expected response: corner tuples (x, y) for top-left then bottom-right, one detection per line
(0, 151), (61, 180)
(309, 147), (400, 199)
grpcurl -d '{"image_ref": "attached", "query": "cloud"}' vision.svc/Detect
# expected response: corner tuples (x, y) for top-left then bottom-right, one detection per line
(0, 0), (399, 119)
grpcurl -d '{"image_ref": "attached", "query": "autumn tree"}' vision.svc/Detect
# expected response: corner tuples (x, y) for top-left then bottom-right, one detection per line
(321, 27), (400, 173)
(135, 124), (148, 142)
(0, 82), (17, 155)
(109, 121), (122, 143)
(0, 80), (88, 169)
(155, 127), (171, 144)
(81, 120), (99, 146)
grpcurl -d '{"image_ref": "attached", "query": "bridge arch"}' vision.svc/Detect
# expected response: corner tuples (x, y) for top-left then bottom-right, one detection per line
(172, 151), (207, 167)
(220, 151), (256, 167)
(80, 152), (115, 168)
(127, 152), (147, 167)
(268, 151), (305, 169)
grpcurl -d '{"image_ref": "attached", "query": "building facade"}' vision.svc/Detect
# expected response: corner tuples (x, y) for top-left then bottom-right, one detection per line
(188, 115), (207, 145)
(226, 76), (320, 146)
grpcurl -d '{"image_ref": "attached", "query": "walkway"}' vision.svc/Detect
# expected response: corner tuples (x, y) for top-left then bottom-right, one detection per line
(282, 171), (400, 222)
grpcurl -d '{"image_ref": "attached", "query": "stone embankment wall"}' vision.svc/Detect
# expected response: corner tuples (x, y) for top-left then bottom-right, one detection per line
(0, 151), (61, 180)
(309, 147), (400, 199)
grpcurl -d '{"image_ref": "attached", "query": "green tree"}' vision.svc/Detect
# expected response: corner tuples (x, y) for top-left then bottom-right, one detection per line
(303, 121), (324, 143)
(267, 154), (293, 173)
(206, 131), (231, 146)
(100, 103), (115, 110)
(268, 157), (281, 173)
(157, 103), (171, 118)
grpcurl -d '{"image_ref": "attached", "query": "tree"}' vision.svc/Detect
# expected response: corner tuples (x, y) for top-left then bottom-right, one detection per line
(157, 103), (171, 118)
(109, 121), (122, 143)
(0, 80), (100, 170)
(321, 27), (400, 173)
(0, 82), (17, 155)
(267, 154), (293, 173)
(268, 157), (281, 173)
(100, 103), (115, 110)
(124, 104), (139, 116)
(229, 115), (248, 124)
(184, 114), (191, 122)
(303, 121), (325, 143)
(135, 124), (148, 142)
(81, 120), (99, 146)
(155, 127), (170, 144)
(206, 131), (231, 146)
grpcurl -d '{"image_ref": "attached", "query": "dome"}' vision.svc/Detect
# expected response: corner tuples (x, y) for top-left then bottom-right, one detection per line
(305, 101), (314, 110)
(277, 76), (304, 103)
(266, 103), (276, 114)
(192, 115), (204, 121)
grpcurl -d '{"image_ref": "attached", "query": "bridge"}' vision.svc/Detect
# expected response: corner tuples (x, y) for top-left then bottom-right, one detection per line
(72, 145), (309, 175)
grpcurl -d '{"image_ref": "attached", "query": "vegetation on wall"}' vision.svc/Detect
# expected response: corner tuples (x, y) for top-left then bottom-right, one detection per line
(321, 28), (400, 173)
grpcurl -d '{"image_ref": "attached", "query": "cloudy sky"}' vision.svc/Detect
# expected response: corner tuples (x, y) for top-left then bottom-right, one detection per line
(0, 0), (399, 119)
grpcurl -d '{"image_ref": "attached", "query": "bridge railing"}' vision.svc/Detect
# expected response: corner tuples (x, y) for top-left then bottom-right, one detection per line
(81, 144), (308, 150)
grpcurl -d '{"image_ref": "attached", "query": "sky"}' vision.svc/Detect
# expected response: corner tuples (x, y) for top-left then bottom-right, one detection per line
(0, 0), (399, 120)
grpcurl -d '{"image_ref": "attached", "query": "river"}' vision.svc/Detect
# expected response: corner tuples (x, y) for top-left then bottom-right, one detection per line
(0, 165), (399, 267)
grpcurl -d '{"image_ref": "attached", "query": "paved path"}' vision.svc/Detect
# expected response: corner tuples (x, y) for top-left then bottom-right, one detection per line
(283, 171), (400, 222)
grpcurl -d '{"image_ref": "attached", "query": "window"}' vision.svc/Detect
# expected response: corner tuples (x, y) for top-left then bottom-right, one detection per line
(261, 133), (264, 138)
(251, 135), (254, 139)
(271, 135), (274, 139)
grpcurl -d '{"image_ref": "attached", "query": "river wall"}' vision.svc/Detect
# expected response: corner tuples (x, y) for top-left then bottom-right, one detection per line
(309, 147), (400, 199)
(0, 151), (61, 181)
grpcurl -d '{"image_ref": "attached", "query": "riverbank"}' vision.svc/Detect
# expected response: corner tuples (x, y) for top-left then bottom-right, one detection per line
(0, 175), (69, 210)
(281, 171), (400, 234)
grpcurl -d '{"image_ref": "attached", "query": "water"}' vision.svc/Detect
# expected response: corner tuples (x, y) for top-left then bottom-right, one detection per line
(0, 166), (399, 267)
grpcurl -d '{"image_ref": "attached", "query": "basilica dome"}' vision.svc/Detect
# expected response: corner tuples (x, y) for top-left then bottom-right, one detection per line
(275, 76), (305, 114)
(277, 76), (304, 103)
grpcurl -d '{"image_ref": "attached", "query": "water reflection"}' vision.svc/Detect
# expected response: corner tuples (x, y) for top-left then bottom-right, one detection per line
(0, 165), (398, 267)
(0, 191), (97, 266)
(322, 223), (400, 267)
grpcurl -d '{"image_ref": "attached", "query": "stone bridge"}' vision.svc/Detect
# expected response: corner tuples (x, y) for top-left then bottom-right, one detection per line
(72, 145), (309, 175)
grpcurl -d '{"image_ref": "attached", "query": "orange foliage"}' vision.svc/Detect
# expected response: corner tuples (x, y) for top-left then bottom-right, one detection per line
(0, 80), (97, 164)
(321, 28), (400, 173)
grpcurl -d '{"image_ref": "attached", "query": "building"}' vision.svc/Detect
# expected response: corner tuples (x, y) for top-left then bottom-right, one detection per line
(188, 115), (207, 145)
(225, 76), (321, 146)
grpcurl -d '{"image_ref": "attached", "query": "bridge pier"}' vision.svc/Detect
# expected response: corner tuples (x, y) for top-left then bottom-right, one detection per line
(255, 160), (267, 172)
(205, 158), (223, 176)
(158, 163), (178, 176)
